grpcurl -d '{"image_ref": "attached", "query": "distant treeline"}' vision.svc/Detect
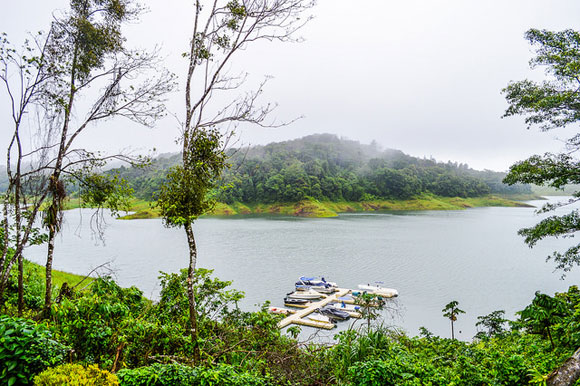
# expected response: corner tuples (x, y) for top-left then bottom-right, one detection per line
(110, 134), (530, 203)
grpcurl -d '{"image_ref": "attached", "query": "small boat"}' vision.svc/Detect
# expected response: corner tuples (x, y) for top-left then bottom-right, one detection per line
(297, 276), (337, 288)
(269, 307), (295, 315)
(295, 284), (335, 294)
(284, 297), (310, 307)
(337, 295), (355, 304)
(358, 283), (399, 298)
(307, 312), (333, 324)
(328, 302), (361, 313)
(286, 289), (324, 300)
(319, 306), (350, 321)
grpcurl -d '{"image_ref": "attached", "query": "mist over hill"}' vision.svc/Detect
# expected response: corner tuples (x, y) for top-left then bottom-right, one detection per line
(111, 134), (531, 203)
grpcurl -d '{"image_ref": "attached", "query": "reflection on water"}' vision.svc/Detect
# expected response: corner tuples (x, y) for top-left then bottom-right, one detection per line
(25, 197), (580, 340)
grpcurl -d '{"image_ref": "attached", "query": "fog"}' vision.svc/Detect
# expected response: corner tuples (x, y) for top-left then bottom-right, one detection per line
(2, 0), (580, 171)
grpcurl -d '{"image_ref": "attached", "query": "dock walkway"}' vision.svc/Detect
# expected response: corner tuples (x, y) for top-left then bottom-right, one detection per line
(278, 288), (352, 329)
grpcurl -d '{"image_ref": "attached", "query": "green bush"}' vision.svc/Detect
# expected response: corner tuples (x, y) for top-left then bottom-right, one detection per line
(0, 316), (68, 385)
(117, 363), (269, 385)
(33, 364), (118, 385)
(50, 277), (148, 366)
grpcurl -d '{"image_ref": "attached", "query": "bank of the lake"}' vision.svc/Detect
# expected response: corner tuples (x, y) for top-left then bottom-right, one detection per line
(114, 194), (534, 219)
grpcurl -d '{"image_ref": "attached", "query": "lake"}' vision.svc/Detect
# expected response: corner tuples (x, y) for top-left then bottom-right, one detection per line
(25, 197), (580, 341)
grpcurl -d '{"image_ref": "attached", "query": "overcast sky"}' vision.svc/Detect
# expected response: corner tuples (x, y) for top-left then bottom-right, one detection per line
(2, 0), (580, 171)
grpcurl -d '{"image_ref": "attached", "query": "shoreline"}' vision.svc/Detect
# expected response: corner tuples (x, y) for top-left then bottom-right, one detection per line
(117, 194), (536, 220)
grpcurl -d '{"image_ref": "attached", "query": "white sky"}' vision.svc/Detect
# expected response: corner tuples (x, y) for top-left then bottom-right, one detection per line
(2, 0), (580, 171)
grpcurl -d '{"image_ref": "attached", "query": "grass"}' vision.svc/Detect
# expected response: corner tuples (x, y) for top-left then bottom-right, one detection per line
(21, 259), (94, 293)
(52, 268), (93, 290)
(66, 194), (534, 219)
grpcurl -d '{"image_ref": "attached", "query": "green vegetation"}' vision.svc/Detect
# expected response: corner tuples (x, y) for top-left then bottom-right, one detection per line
(0, 315), (68, 385)
(116, 194), (531, 219)
(502, 29), (580, 273)
(110, 135), (532, 212)
(34, 364), (118, 386)
(2, 259), (580, 385)
(99, 135), (535, 219)
(442, 301), (465, 340)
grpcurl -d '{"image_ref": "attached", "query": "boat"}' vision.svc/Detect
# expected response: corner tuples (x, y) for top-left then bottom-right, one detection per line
(295, 284), (335, 294)
(283, 297), (311, 307)
(319, 306), (350, 321)
(337, 295), (355, 304)
(297, 276), (337, 288)
(358, 283), (399, 298)
(286, 289), (324, 300)
(269, 306), (295, 315)
(328, 302), (361, 313)
(307, 312), (333, 324)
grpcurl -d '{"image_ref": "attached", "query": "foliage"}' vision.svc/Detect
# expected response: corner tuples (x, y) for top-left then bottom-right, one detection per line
(516, 291), (569, 351)
(0, 316), (68, 385)
(50, 277), (149, 367)
(156, 129), (227, 227)
(34, 364), (118, 386)
(354, 292), (386, 330)
(116, 363), (268, 386)
(113, 134), (530, 205)
(77, 174), (134, 216)
(329, 325), (566, 385)
(475, 310), (508, 340)
(156, 268), (244, 328)
(503, 28), (580, 272)
(3, 259), (580, 385)
(442, 300), (465, 340)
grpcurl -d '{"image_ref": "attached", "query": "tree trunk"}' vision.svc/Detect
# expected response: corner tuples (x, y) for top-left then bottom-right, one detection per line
(184, 223), (200, 364)
(451, 320), (455, 340)
(547, 347), (580, 386)
(547, 325), (555, 351)
(42, 227), (56, 318)
(17, 254), (23, 316)
(0, 244), (24, 309)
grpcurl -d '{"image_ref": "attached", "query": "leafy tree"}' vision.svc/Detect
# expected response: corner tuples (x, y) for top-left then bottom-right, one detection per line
(475, 310), (508, 340)
(517, 291), (568, 351)
(442, 300), (465, 340)
(355, 292), (386, 330)
(503, 29), (580, 273)
(160, 0), (314, 363)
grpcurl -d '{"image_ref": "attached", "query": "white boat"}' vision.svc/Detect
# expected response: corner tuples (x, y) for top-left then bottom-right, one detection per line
(329, 302), (361, 313)
(307, 312), (333, 324)
(358, 283), (399, 298)
(286, 289), (324, 300)
(295, 284), (335, 294)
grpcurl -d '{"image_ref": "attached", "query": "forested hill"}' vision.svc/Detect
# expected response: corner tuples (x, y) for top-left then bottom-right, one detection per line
(112, 134), (530, 203)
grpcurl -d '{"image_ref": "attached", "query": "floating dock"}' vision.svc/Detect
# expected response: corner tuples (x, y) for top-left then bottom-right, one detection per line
(278, 288), (357, 329)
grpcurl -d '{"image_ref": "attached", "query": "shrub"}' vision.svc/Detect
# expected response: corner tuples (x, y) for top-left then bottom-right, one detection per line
(0, 316), (68, 385)
(117, 363), (269, 386)
(33, 364), (118, 385)
(50, 277), (148, 366)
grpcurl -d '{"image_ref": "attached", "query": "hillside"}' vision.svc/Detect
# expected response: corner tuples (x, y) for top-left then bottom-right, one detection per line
(111, 134), (531, 205)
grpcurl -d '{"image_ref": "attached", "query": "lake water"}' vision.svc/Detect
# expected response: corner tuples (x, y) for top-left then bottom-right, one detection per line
(25, 197), (580, 341)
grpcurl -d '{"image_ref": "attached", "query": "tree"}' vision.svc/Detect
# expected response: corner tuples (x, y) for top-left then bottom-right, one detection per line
(517, 291), (568, 351)
(157, 0), (314, 363)
(442, 300), (464, 340)
(502, 29), (580, 273)
(0, 0), (174, 315)
(0, 32), (55, 315)
(475, 310), (507, 340)
(354, 292), (386, 330)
